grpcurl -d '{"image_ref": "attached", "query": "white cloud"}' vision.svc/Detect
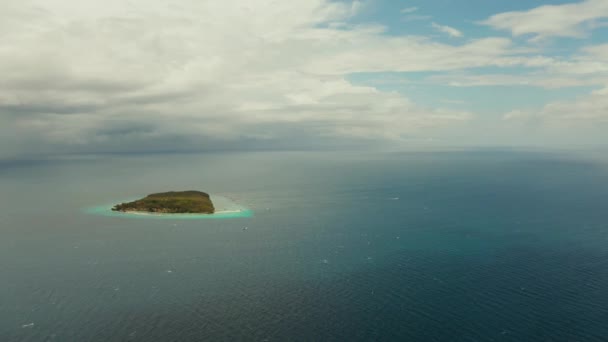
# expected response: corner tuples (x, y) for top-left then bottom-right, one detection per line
(0, 0), (492, 157)
(431, 22), (463, 38)
(4, 0), (607, 156)
(426, 43), (608, 89)
(540, 86), (608, 121)
(503, 110), (534, 121)
(400, 6), (432, 21)
(401, 7), (432, 22)
(502, 86), (608, 124)
(428, 72), (608, 88)
(498, 85), (608, 147)
(401, 6), (418, 14)
(480, 0), (608, 41)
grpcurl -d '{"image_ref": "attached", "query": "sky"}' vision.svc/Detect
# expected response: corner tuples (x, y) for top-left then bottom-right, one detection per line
(1, 0), (608, 158)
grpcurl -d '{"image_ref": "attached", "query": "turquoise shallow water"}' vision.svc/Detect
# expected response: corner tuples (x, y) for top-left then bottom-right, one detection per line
(2, 150), (608, 341)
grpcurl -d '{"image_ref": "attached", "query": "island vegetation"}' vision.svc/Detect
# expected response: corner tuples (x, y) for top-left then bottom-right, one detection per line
(112, 191), (215, 214)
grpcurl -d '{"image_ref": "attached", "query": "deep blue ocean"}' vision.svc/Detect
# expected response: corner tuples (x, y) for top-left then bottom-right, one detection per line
(2, 150), (608, 341)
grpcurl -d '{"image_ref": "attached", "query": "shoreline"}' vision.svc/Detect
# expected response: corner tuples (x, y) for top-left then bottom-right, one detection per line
(86, 195), (253, 220)
(118, 209), (245, 216)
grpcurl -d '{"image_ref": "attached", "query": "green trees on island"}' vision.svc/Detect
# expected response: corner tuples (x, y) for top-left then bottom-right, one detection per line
(112, 191), (215, 214)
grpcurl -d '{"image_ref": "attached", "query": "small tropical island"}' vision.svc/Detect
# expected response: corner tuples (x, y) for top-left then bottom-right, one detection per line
(112, 191), (215, 214)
